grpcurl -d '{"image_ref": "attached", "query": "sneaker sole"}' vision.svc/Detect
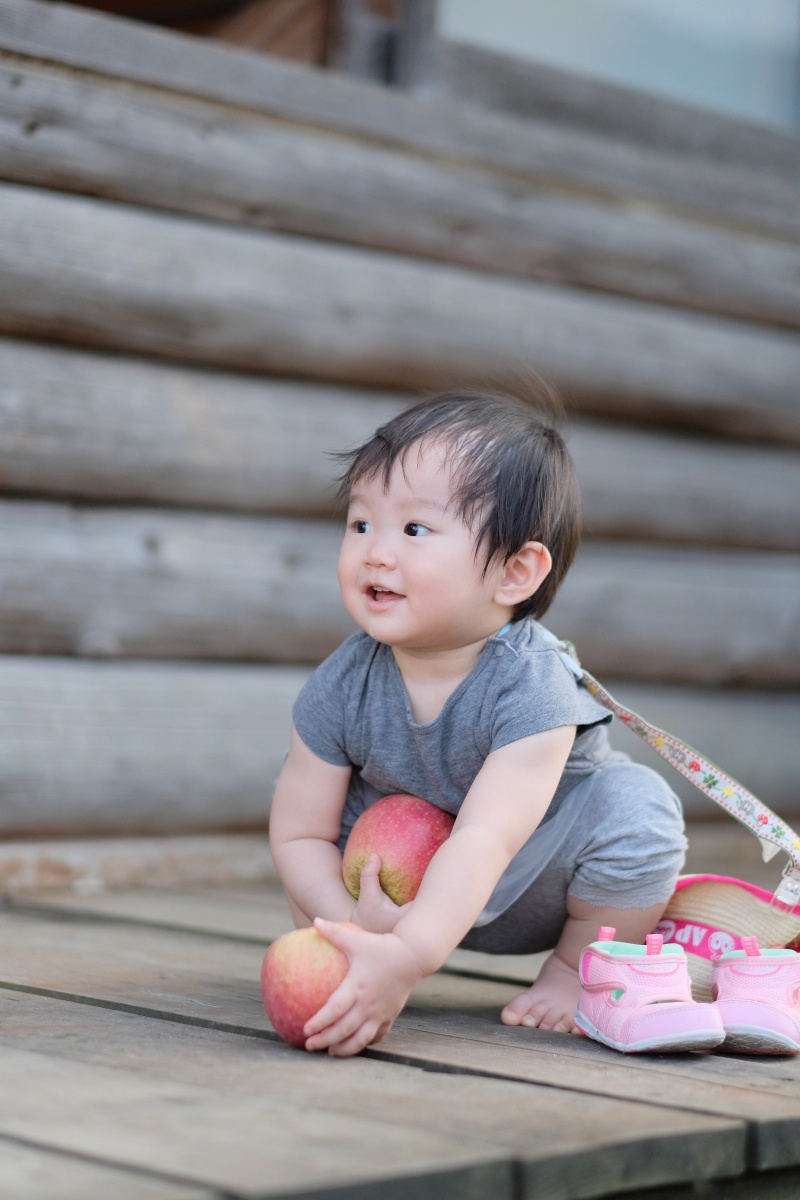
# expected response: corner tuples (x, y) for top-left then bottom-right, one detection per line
(721, 1025), (800, 1055)
(575, 1011), (725, 1054)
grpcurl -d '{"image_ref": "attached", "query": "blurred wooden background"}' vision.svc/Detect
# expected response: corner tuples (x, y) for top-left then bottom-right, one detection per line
(0, 0), (798, 886)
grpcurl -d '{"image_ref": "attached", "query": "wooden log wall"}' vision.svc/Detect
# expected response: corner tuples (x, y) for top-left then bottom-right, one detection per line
(0, 0), (798, 841)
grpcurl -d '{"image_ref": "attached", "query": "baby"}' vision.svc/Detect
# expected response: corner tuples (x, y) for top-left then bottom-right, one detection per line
(270, 390), (686, 1055)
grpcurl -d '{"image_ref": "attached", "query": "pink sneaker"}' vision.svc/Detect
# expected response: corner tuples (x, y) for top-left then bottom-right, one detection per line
(575, 927), (725, 1054)
(712, 936), (800, 1055)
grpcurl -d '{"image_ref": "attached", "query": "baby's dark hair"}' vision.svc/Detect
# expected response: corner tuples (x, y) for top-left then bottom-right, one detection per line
(335, 390), (581, 620)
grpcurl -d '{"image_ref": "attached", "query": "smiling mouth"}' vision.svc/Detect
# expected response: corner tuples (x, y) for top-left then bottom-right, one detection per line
(368, 586), (404, 603)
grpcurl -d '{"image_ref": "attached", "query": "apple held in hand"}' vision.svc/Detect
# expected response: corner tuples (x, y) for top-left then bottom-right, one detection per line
(261, 926), (349, 1049)
(342, 793), (455, 906)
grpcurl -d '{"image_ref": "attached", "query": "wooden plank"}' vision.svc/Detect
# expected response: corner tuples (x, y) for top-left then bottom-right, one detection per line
(22, 823), (786, 972)
(14, 807), (791, 956)
(0, 339), (401, 517)
(0, 657), (798, 839)
(0, 500), (798, 686)
(0, 0), (798, 238)
(602, 684), (800, 820)
(3, 340), (799, 551)
(0, 501), (353, 662)
(0, 1137), (216, 1200)
(438, 41), (800, 177)
(10, 880), (295, 941)
(379, 1016), (800, 1172)
(8, 879), (549, 987)
(0, 833), (277, 892)
(571, 419), (800, 551)
(0, 1044), (512, 1200)
(3, 62), (799, 329)
(0, 907), (787, 1175)
(612, 1171), (800, 1200)
(0, 655), (307, 836)
(10, 881), (544, 983)
(549, 542), (800, 686)
(0, 901), (525, 1028)
(0, 990), (745, 1200)
(2, 186), (799, 442)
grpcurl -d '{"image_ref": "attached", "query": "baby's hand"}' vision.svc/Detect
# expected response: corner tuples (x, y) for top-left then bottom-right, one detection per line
(351, 853), (410, 934)
(304, 918), (423, 1056)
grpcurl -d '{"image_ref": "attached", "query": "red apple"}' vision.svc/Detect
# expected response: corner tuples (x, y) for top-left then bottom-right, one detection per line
(261, 926), (349, 1049)
(342, 793), (455, 906)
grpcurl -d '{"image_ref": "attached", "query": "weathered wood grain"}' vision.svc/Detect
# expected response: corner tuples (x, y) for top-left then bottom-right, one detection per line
(438, 40), (800, 177)
(10, 882), (547, 985)
(0, 832), (277, 892)
(0, 1138), (215, 1200)
(12, 878), (547, 990)
(380, 1015), (800, 1172)
(0, 501), (353, 662)
(0, 501), (797, 686)
(0, 656), (798, 837)
(626, 1172), (800, 1200)
(23, 817), (796, 967)
(0, 907), (788, 1174)
(0, 655), (307, 836)
(0, 338), (402, 516)
(0, 1044), (511, 1199)
(602, 684), (800, 820)
(3, 340), (800, 551)
(2, 186), (799, 442)
(570, 419), (800, 551)
(0, 988), (744, 1200)
(549, 542), (800, 686)
(11, 879), (294, 942)
(0, 0), (798, 238)
(2, 62), (800, 328)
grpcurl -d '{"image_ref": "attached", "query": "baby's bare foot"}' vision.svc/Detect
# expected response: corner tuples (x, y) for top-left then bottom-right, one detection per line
(501, 952), (581, 1034)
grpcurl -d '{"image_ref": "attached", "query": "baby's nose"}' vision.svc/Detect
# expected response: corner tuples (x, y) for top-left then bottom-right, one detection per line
(364, 533), (397, 567)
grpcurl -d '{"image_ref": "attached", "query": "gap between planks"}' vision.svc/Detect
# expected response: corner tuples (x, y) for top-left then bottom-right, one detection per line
(0, 897), (798, 1165)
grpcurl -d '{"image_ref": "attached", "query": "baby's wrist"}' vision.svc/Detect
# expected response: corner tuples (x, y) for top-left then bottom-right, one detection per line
(390, 928), (438, 982)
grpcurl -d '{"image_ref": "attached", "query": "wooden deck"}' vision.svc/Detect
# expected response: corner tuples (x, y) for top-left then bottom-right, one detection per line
(1, 824), (799, 1200)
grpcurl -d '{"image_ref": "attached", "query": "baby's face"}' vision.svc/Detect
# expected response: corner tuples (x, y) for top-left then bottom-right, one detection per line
(337, 440), (508, 655)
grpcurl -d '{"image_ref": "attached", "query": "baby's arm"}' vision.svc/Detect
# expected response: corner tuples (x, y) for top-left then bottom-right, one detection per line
(270, 727), (408, 933)
(269, 725), (356, 924)
(305, 723), (576, 1054)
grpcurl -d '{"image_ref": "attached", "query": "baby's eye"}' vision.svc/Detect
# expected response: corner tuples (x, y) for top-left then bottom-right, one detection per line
(404, 522), (430, 537)
(350, 518), (370, 534)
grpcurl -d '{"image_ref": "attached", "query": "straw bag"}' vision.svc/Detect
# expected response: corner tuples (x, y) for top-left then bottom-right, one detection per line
(656, 874), (800, 1001)
(556, 642), (800, 1001)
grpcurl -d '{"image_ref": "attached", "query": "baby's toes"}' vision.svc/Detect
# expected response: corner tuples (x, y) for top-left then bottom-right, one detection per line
(500, 989), (538, 1026)
(520, 1002), (564, 1030)
(536, 1007), (578, 1034)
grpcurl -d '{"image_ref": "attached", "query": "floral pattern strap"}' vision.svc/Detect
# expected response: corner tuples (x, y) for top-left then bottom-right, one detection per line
(556, 641), (800, 884)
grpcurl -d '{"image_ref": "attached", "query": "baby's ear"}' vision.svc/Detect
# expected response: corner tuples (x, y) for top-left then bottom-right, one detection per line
(494, 542), (552, 608)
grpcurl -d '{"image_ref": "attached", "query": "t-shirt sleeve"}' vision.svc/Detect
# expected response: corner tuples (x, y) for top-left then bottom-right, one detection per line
(488, 646), (611, 753)
(292, 634), (364, 767)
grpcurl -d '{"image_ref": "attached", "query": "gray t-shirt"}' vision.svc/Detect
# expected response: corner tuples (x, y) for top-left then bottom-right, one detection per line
(292, 618), (613, 843)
